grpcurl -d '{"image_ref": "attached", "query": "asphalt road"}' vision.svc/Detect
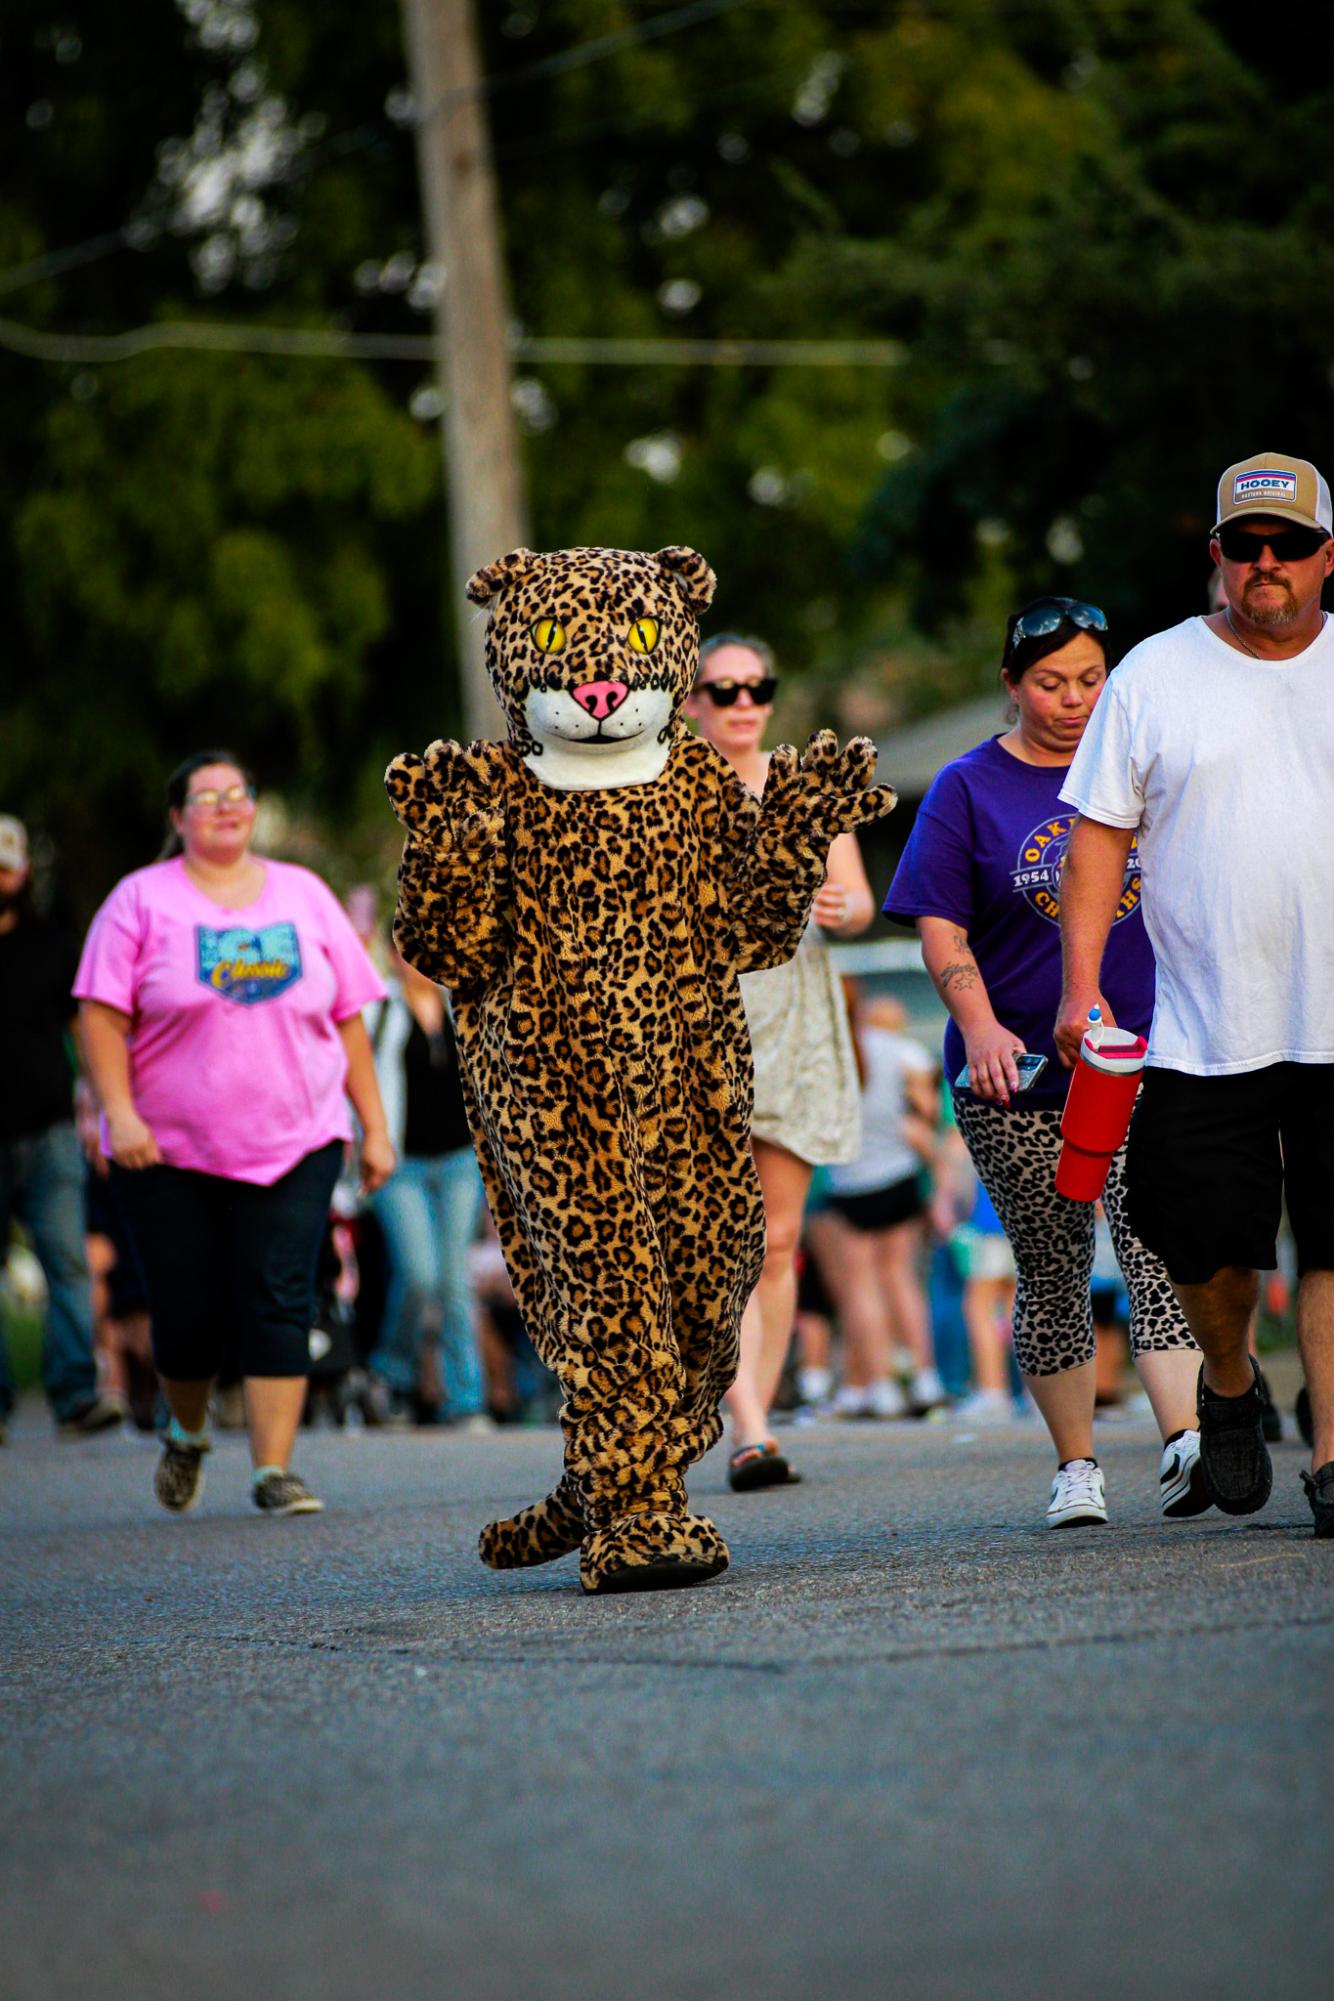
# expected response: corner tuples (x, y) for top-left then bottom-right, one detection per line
(4, 1395), (1331, 2001)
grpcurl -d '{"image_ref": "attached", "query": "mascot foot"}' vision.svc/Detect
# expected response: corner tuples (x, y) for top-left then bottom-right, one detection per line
(479, 1475), (585, 1569)
(579, 1509), (730, 1596)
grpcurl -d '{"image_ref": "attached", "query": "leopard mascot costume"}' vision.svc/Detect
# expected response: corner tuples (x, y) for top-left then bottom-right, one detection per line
(386, 546), (895, 1594)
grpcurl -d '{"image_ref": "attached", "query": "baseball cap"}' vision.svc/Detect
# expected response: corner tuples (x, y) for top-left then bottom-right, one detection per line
(0, 816), (29, 871)
(1213, 452), (1332, 538)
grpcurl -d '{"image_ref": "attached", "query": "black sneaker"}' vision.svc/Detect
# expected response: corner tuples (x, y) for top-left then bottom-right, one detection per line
(1197, 1359), (1273, 1516)
(1300, 1462), (1334, 1539)
(58, 1392), (128, 1437)
(252, 1470), (324, 1517)
(360, 1375), (412, 1430)
(1296, 1385), (1313, 1449)
(1259, 1373), (1283, 1444)
(154, 1436), (209, 1513)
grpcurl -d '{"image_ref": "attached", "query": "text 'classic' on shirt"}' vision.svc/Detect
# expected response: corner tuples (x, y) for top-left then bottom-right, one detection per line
(74, 857), (385, 1184)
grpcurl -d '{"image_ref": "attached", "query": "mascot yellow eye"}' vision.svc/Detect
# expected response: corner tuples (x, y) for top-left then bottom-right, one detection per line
(530, 618), (567, 654)
(626, 617), (660, 654)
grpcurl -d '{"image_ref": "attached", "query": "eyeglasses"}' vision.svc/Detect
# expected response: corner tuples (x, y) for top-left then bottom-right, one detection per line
(1216, 522), (1330, 565)
(1008, 601), (1108, 652)
(186, 784), (255, 810)
(696, 676), (778, 707)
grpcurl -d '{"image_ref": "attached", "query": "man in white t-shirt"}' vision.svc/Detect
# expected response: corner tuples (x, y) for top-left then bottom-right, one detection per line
(1054, 451), (1334, 1538)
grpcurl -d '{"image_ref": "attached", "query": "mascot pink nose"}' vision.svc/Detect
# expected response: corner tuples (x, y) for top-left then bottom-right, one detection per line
(571, 679), (629, 722)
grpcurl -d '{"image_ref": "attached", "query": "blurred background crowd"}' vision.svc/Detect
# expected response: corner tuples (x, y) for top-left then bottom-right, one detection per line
(1, 0), (1320, 1438)
(0, 823), (1298, 1447)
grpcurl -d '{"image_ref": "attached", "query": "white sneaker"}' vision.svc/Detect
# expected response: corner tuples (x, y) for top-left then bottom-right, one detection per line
(908, 1367), (948, 1413)
(952, 1389), (1011, 1425)
(867, 1376), (908, 1420)
(797, 1366), (834, 1406)
(1159, 1427), (1212, 1518)
(1046, 1458), (1108, 1528)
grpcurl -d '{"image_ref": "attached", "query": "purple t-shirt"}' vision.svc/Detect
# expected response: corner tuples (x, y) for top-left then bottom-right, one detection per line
(883, 736), (1154, 1106)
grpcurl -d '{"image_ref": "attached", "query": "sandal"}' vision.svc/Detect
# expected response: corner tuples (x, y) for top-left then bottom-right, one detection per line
(727, 1439), (802, 1493)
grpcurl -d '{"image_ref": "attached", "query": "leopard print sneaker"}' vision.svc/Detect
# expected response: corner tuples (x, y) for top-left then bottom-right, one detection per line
(153, 1437), (209, 1514)
(252, 1470), (324, 1517)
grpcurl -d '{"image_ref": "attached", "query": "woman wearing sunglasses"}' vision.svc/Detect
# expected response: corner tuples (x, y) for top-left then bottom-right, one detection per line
(885, 600), (1203, 1529)
(685, 634), (876, 1491)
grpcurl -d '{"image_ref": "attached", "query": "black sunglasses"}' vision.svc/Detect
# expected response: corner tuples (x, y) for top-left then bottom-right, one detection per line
(1216, 522), (1329, 565)
(696, 676), (778, 707)
(1008, 600), (1108, 652)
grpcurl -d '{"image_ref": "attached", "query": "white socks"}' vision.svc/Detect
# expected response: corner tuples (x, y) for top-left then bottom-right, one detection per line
(797, 1366), (834, 1405)
(166, 1416), (209, 1449)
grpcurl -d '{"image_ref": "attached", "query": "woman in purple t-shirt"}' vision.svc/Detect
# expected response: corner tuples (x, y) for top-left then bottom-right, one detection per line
(77, 750), (394, 1520)
(885, 600), (1202, 1531)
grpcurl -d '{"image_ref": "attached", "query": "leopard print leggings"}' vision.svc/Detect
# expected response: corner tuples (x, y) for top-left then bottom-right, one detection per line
(953, 1096), (1197, 1378)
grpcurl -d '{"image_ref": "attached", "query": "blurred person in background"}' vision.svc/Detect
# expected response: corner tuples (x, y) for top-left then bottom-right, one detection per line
(343, 884), (382, 959)
(791, 1189), (839, 1415)
(685, 635), (875, 1491)
(365, 939), (489, 1431)
(930, 1112), (1018, 1421)
(76, 751), (393, 1517)
(886, 599), (1204, 1530)
(811, 989), (945, 1419)
(470, 1206), (556, 1426)
(0, 813), (125, 1443)
(82, 1158), (157, 1431)
(1090, 1203), (1133, 1414)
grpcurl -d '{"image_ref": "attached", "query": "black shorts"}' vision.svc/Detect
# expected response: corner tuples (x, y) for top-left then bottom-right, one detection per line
(110, 1140), (343, 1380)
(824, 1174), (923, 1234)
(1126, 1063), (1334, 1285)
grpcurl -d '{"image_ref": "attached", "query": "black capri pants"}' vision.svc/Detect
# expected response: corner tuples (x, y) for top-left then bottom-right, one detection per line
(110, 1140), (343, 1380)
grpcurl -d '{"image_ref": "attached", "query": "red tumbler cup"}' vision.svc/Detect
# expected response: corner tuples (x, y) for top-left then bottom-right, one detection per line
(1054, 1027), (1148, 1201)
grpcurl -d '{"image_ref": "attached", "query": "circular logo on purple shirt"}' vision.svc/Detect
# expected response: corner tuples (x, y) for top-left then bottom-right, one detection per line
(1011, 813), (1141, 927)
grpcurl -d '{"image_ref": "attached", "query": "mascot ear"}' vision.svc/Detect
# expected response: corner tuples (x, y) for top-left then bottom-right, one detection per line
(465, 548), (540, 606)
(654, 546), (717, 618)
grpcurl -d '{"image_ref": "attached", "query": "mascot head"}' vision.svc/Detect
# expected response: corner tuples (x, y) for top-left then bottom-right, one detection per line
(465, 545), (716, 790)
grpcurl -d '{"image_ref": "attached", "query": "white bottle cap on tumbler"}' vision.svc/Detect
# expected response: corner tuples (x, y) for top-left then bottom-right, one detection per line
(1081, 1018), (1146, 1074)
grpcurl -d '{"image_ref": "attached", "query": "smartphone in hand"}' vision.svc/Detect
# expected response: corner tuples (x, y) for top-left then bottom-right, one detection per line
(954, 1053), (1048, 1092)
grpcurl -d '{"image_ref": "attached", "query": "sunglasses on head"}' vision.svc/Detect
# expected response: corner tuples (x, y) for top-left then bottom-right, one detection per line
(1008, 600), (1108, 652)
(696, 675), (778, 707)
(1216, 522), (1330, 565)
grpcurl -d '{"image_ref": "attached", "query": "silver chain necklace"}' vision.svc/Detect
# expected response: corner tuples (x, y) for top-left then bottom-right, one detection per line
(1223, 607), (1261, 657)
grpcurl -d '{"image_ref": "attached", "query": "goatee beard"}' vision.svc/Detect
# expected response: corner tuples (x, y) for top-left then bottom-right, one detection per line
(1244, 586), (1298, 628)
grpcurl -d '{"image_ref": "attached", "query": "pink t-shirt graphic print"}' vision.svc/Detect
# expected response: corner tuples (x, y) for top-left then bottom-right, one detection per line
(196, 921), (304, 1005)
(75, 858), (386, 1185)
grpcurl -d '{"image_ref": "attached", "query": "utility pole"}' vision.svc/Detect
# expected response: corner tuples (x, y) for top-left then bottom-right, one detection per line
(401, 0), (527, 740)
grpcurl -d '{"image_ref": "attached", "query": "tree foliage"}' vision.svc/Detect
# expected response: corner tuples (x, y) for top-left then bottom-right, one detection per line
(2, 0), (1331, 909)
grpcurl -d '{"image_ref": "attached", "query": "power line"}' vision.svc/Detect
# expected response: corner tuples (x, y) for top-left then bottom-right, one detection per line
(0, 228), (137, 300)
(0, 0), (751, 302)
(0, 315), (905, 368)
(411, 0), (751, 130)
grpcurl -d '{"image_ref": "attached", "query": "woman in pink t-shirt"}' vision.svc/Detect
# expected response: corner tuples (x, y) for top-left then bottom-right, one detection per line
(76, 750), (395, 1519)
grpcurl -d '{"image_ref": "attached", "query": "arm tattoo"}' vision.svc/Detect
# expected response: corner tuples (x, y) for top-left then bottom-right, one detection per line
(938, 928), (981, 994)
